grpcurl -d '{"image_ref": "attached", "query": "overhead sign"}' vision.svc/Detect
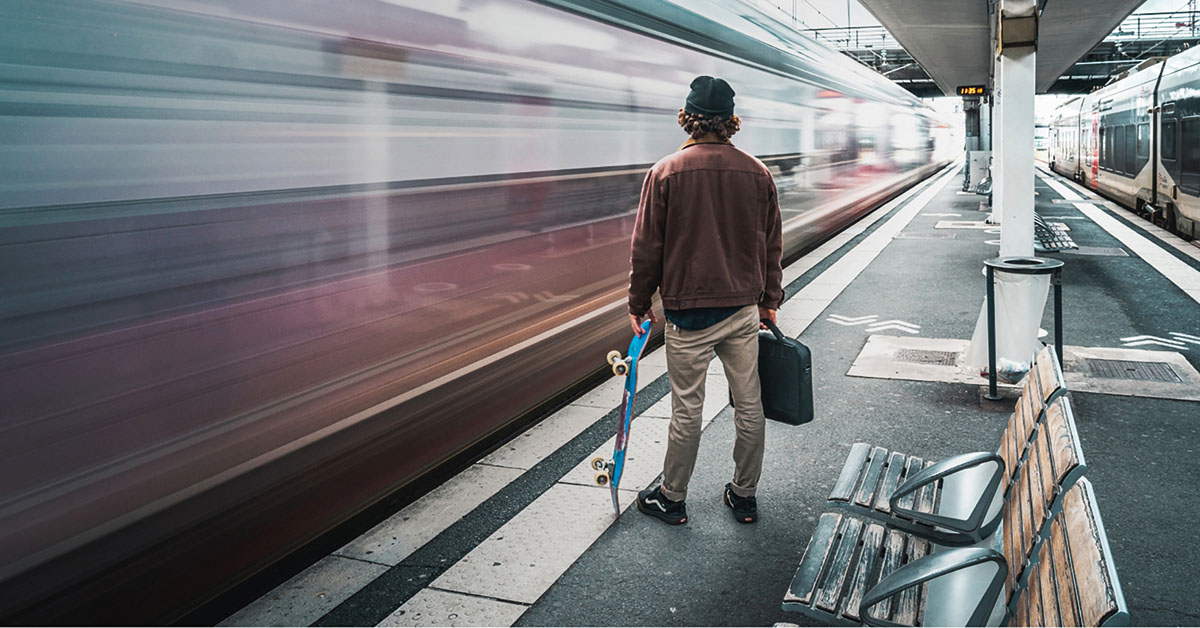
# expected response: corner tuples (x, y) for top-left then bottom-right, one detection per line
(958, 85), (988, 97)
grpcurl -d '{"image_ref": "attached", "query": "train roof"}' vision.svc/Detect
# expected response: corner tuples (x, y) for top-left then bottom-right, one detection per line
(534, 0), (926, 109)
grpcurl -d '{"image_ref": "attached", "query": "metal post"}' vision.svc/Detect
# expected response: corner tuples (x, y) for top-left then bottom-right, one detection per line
(1054, 269), (1063, 365)
(986, 265), (999, 400)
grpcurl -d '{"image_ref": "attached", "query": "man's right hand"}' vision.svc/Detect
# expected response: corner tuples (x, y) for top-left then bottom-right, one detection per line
(630, 309), (658, 336)
(758, 306), (776, 330)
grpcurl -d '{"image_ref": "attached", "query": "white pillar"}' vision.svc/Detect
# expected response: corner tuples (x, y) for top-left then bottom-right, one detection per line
(991, 59), (1004, 222)
(996, 46), (1036, 256)
(962, 2), (1047, 381)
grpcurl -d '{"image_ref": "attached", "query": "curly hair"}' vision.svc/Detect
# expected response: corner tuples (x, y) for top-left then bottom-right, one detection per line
(677, 109), (741, 141)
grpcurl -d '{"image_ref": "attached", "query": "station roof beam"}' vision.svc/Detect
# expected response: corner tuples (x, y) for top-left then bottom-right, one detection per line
(857, 0), (1147, 96)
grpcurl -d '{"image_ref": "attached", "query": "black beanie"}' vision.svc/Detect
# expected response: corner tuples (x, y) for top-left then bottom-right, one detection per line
(684, 75), (735, 118)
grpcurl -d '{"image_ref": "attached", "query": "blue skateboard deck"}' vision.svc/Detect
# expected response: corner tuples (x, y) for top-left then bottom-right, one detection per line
(592, 320), (652, 515)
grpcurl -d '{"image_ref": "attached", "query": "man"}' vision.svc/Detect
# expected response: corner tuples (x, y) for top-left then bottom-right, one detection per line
(627, 76), (783, 525)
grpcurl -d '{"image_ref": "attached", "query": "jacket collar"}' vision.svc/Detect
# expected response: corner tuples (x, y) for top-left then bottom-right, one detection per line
(678, 136), (733, 151)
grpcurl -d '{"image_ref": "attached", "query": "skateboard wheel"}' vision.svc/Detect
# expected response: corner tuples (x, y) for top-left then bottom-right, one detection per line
(613, 361), (628, 376)
(606, 350), (621, 366)
(594, 471), (610, 487)
(590, 456), (607, 471)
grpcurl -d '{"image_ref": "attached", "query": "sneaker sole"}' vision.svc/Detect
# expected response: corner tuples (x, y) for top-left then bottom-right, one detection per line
(724, 491), (757, 524)
(636, 498), (687, 525)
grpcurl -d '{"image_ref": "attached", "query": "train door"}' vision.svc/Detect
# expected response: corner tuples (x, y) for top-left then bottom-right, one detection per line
(1161, 102), (1181, 199)
(1090, 108), (1100, 186)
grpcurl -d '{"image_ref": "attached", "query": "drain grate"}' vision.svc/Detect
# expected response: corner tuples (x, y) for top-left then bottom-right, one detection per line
(1084, 359), (1182, 383)
(894, 349), (959, 366)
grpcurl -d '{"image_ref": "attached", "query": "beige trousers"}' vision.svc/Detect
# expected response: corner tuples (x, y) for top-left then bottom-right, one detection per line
(659, 304), (765, 501)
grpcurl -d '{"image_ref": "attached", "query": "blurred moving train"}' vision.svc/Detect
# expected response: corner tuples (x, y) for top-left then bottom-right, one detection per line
(0, 0), (952, 621)
(1049, 44), (1200, 239)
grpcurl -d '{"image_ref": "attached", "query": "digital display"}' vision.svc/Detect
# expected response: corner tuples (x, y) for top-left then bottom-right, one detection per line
(958, 85), (988, 97)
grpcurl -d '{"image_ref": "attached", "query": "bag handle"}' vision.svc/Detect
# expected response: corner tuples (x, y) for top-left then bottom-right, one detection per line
(761, 318), (785, 342)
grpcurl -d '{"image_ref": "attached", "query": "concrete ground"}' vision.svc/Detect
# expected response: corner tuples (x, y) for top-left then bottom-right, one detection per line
(517, 168), (1200, 627)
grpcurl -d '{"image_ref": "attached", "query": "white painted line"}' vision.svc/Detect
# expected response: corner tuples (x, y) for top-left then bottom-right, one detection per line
(1124, 339), (1189, 350)
(376, 588), (527, 627)
(218, 555), (389, 627)
(1071, 203), (1200, 298)
(336, 464), (525, 566)
(559, 416), (672, 490)
(1172, 332), (1200, 344)
(479, 405), (607, 470)
(428, 483), (623, 605)
(1036, 169), (1200, 270)
(827, 314), (878, 324)
(1120, 334), (1187, 347)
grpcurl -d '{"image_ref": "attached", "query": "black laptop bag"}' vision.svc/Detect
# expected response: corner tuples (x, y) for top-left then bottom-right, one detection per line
(755, 319), (813, 425)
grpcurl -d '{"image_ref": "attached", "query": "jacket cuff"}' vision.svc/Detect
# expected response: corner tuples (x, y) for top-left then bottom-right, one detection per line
(629, 302), (649, 317)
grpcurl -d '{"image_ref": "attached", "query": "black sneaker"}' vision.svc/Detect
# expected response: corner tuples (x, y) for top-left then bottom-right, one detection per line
(724, 483), (757, 523)
(637, 486), (688, 525)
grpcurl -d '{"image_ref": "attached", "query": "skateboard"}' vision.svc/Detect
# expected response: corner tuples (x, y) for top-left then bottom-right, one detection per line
(591, 319), (652, 515)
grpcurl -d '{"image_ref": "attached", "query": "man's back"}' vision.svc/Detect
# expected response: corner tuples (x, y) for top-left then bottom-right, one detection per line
(628, 141), (783, 314)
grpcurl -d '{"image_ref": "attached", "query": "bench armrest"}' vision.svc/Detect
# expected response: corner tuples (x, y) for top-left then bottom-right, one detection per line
(860, 547), (1007, 627)
(889, 451), (1004, 536)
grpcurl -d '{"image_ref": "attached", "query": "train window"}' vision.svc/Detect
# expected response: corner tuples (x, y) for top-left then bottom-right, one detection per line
(1181, 117), (1200, 195)
(1099, 127), (1108, 169)
(1125, 124), (1136, 174)
(1137, 123), (1149, 160)
(1108, 126), (1118, 172)
(1162, 119), (1177, 161)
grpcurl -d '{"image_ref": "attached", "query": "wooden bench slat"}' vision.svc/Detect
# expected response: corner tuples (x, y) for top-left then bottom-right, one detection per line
(874, 452), (907, 514)
(866, 529), (907, 621)
(1037, 540), (1061, 628)
(1064, 484), (1120, 627)
(854, 447), (889, 508)
(1045, 398), (1082, 488)
(915, 460), (937, 515)
(815, 517), (863, 612)
(1004, 462), (1032, 599)
(1001, 421), (1019, 493)
(788, 512), (842, 605)
(1019, 392), (1038, 443)
(1022, 559), (1041, 628)
(1036, 346), (1061, 405)
(830, 443), (871, 502)
(894, 456), (924, 511)
(1026, 443), (1049, 541)
(842, 523), (886, 622)
(1049, 517), (1081, 627)
(892, 537), (929, 625)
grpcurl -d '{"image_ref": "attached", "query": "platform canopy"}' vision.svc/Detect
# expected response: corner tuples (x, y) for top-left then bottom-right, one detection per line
(859, 0), (1147, 95)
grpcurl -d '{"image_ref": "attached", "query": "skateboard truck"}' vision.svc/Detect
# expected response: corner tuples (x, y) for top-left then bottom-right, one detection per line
(590, 456), (612, 486)
(606, 350), (630, 376)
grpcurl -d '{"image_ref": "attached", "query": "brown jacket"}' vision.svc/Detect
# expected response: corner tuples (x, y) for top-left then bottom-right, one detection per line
(628, 140), (783, 316)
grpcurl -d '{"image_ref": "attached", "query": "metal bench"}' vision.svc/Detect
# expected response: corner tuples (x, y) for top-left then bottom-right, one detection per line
(1034, 212), (1077, 252)
(827, 346), (1067, 546)
(783, 396), (1113, 626)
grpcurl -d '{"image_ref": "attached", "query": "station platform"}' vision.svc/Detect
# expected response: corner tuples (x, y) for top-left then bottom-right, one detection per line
(220, 164), (1200, 627)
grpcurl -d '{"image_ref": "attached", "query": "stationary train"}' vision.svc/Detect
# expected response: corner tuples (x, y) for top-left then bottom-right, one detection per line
(0, 0), (951, 621)
(1049, 45), (1200, 239)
